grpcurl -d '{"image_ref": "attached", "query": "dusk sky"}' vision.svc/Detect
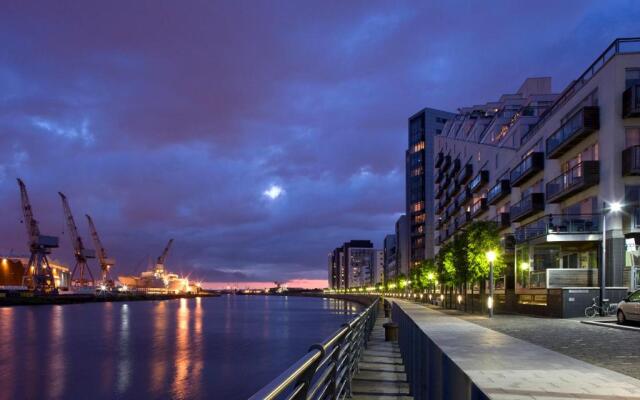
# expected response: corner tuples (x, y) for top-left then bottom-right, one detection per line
(1, 1), (639, 287)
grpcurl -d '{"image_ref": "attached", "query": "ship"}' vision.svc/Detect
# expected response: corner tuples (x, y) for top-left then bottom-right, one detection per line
(117, 239), (195, 294)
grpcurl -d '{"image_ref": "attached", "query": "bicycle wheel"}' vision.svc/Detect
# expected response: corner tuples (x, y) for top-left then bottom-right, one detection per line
(585, 306), (597, 318)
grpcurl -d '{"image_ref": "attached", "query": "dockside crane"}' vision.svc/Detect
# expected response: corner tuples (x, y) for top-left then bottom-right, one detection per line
(17, 178), (59, 293)
(155, 238), (173, 273)
(59, 192), (96, 287)
(86, 214), (115, 287)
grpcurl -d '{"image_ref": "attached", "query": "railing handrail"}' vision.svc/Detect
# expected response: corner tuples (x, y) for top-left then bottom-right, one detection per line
(249, 297), (379, 400)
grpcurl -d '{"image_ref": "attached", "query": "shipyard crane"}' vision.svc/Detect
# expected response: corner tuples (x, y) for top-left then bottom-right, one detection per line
(17, 178), (59, 293)
(86, 214), (115, 287)
(59, 192), (96, 287)
(154, 238), (173, 274)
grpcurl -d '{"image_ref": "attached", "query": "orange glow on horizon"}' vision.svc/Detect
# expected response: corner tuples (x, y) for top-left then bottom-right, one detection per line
(202, 279), (328, 290)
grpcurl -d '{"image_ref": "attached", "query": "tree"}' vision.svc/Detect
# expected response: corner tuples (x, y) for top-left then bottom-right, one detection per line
(466, 221), (503, 281)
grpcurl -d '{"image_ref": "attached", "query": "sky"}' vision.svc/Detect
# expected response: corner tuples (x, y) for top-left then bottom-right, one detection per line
(1, 1), (639, 288)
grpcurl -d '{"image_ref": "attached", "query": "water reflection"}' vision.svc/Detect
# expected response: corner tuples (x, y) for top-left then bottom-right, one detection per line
(48, 306), (65, 399)
(0, 308), (14, 400)
(117, 304), (131, 395)
(151, 301), (168, 396)
(0, 296), (360, 400)
(172, 298), (190, 398)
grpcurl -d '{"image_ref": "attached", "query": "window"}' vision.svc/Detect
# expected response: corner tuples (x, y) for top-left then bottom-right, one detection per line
(626, 127), (640, 147)
(625, 68), (640, 89)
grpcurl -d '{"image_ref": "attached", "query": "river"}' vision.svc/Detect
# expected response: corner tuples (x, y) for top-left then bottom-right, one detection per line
(0, 295), (361, 400)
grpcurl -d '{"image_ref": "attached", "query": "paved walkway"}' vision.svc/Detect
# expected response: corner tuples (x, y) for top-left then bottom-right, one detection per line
(392, 299), (640, 399)
(351, 316), (413, 400)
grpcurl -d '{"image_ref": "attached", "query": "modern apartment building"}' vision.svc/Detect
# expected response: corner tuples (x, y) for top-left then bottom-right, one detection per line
(406, 108), (455, 266)
(433, 38), (640, 317)
(328, 240), (381, 289)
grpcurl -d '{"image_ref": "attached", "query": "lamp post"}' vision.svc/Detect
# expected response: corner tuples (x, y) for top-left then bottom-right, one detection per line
(486, 250), (497, 318)
(601, 201), (622, 315)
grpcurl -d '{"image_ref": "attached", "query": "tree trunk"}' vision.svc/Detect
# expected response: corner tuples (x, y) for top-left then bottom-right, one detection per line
(480, 279), (486, 314)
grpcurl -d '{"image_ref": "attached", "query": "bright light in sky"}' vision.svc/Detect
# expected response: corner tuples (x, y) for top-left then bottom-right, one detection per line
(263, 185), (283, 200)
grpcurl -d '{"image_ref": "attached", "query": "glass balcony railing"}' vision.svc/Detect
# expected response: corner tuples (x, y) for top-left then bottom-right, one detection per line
(546, 161), (599, 203)
(491, 212), (510, 229)
(456, 163), (473, 184)
(455, 188), (471, 207)
(510, 192), (545, 222)
(487, 180), (511, 205)
(435, 152), (444, 168)
(510, 152), (544, 186)
(514, 213), (601, 243)
(546, 106), (599, 158)
(470, 198), (488, 218)
(623, 84), (640, 118)
(622, 145), (640, 176)
(468, 170), (489, 193)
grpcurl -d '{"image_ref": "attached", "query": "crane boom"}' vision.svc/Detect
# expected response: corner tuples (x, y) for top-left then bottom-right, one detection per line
(17, 178), (40, 248)
(16, 178), (58, 293)
(157, 238), (174, 265)
(59, 192), (95, 287)
(86, 214), (115, 284)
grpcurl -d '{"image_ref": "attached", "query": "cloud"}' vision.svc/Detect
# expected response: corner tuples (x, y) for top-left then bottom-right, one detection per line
(0, 0), (637, 281)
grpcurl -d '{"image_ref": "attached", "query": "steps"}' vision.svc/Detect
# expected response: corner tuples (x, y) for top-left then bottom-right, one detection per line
(351, 318), (413, 400)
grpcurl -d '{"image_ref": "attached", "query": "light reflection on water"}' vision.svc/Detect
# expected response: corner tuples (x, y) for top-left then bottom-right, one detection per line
(0, 295), (359, 400)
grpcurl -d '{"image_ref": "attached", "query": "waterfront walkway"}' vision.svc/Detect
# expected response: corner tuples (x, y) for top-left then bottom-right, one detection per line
(351, 316), (413, 400)
(391, 299), (640, 399)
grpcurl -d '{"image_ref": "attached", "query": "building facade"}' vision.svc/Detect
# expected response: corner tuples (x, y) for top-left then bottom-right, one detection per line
(328, 240), (382, 289)
(395, 214), (411, 278)
(406, 108), (455, 267)
(383, 234), (397, 282)
(433, 38), (640, 317)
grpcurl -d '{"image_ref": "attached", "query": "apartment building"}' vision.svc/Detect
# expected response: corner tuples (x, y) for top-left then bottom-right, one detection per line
(406, 108), (455, 266)
(383, 234), (397, 282)
(433, 38), (640, 317)
(328, 240), (381, 289)
(395, 214), (411, 278)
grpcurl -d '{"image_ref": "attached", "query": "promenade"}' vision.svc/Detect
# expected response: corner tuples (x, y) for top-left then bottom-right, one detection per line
(388, 299), (640, 400)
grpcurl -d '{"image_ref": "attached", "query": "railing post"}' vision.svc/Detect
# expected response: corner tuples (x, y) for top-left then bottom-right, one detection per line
(329, 325), (348, 400)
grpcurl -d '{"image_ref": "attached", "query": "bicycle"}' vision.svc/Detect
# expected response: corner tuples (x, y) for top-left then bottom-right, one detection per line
(584, 296), (617, 318)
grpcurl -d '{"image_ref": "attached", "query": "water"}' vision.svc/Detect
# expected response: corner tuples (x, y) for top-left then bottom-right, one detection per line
(0, 295), (361, 400)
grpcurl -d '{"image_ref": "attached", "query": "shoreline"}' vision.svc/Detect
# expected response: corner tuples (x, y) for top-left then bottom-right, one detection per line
(0, 291), (220, 307)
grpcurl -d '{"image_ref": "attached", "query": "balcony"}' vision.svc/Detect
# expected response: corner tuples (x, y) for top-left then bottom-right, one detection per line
(455, 211), (471, 229)
(546, 106), (600, 159)
(455, 188), (472, 207)
(446, 180), (460, 199)
(470, 198), (488, 219)
(623, 84), (640, 118)
(514, 213), (601, 243)
(546, 161), (599, 203)
(449, 159), (461, 177)
(468, 170), (489, 194)
(510, 192), (545, 222)
(446, 203), (457, 221)
(436, 200), (445, 215)
(622, 145), (640, 176)
(441, 155), (451, 172)
(435, 170), (444, 184)
(487, 180), (511, 205)
(491, 212), (511, 230)
(436, 184), (445, 199)
(456, 163), (473, 184)
(435, 152), (444, 168)
(510, 152), (544, 186)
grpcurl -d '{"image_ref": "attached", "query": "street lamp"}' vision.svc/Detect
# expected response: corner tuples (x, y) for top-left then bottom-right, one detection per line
(486, 250), (497, 318)
(601, 201), (622, 315)
(521, 262), (530, 288)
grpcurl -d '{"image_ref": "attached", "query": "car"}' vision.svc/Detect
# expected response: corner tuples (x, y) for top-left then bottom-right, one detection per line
(617, 289), (640, 324)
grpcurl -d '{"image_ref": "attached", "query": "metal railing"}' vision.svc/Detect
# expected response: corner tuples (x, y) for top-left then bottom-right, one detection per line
(514, 213), (601, 243)
(249, 297), (379, 400)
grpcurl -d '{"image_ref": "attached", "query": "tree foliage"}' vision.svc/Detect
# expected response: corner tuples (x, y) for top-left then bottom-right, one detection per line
(466, 221), (503, 280)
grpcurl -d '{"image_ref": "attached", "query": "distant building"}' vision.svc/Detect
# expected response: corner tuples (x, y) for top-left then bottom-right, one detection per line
(406, 108), (455, 267)
(395, 215), (410, 278)
(373, 249), (384, 286)
(329, 240), (384, 289)
(383, 234), (397, 282)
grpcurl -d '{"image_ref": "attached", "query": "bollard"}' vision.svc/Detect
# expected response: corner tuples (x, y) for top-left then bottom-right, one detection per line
(383, 322), (398, 342)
